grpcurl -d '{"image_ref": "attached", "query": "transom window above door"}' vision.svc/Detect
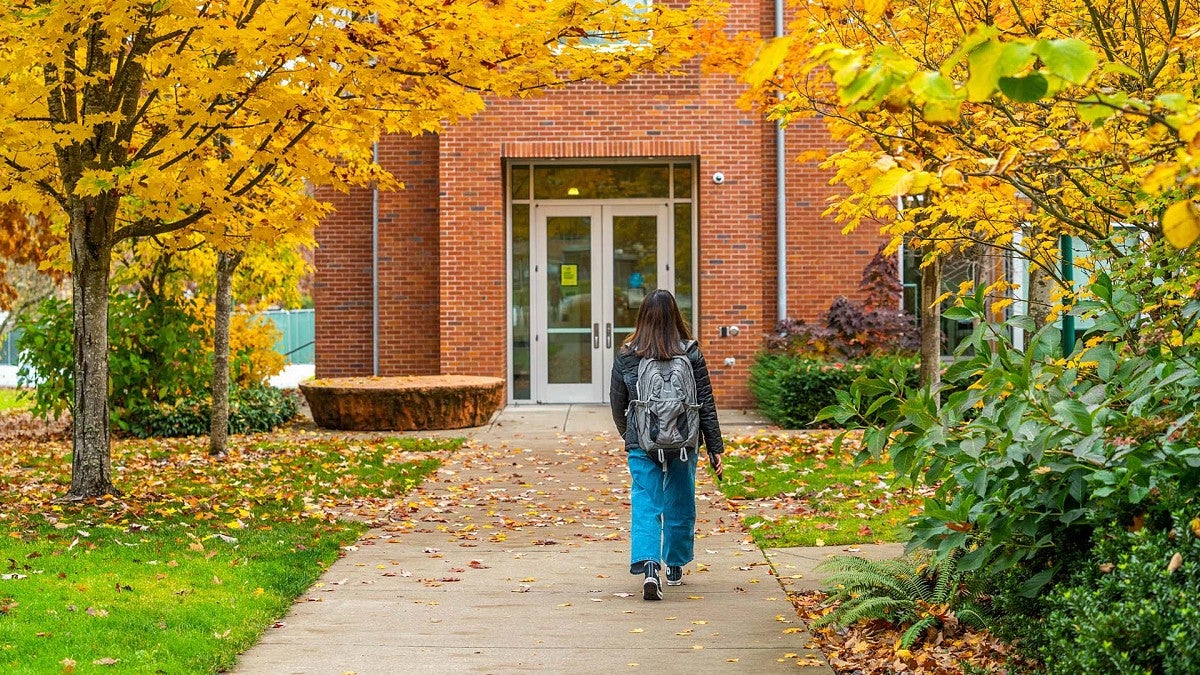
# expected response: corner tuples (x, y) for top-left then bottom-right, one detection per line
(511, 163), (693, 201)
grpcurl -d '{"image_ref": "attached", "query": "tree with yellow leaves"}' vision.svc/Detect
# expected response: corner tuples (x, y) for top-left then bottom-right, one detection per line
(707, 0), (1200, 380)
(0, 0), (719, 500)
(111, 229), (312, 456)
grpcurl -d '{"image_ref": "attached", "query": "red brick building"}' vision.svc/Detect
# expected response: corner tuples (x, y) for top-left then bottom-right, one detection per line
(313, 1), (883, 408)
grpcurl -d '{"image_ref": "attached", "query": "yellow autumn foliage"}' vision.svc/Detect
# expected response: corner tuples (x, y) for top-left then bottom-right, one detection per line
(172, 297), (284, 387)
(706, 0), (1200, 298)
(0, 0), (726, 493)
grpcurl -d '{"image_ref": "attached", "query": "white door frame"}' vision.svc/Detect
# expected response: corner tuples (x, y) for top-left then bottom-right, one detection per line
(532, 202), (672, 403)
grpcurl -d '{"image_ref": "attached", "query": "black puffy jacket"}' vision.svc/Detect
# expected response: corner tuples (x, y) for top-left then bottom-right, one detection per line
(609, 341), (724, 455)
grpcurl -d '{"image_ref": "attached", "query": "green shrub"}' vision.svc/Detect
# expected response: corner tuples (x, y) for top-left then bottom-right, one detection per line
(18, 295), (209, 424)
(819, 272), (1200, 583)
(750, 352), (918, 429)
(127, 387), (298, 438)
(231, 386), (299, 433)
(16, 294), (286, 436)
(1037, 509), (1200, 674)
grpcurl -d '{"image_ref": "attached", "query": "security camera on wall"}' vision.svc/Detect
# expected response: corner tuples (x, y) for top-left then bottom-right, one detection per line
(712, 172), (725, 185)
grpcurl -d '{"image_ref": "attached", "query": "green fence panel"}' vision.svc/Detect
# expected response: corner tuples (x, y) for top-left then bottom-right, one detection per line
(262, 309), (314, 365)
(2, 313), (314, 367)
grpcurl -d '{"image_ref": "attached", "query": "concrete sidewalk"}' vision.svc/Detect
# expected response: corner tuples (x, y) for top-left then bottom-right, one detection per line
(234, 405), (836, 674)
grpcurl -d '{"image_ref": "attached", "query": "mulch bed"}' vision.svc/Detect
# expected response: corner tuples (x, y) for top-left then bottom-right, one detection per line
(0, 410), (70, 443)
(789, 591), (1039, 674)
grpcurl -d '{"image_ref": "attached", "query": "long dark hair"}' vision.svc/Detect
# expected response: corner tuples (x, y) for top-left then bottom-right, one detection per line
(623, 289), (693, 359)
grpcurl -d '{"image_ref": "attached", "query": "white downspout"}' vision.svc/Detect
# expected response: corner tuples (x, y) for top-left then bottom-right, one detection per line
(775, 0), (788, 322)
(372, 140), (380, 376)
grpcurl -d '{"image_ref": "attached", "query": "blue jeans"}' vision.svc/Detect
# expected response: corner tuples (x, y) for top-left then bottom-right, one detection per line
(627, 448), (697, 573)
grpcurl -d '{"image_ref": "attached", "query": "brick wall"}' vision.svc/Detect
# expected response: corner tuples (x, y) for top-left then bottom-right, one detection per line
(313, 181), (373, 378)
(784, 118), (886, 322)
(436, 71), (770, 406)
(377, 134), (441, 375)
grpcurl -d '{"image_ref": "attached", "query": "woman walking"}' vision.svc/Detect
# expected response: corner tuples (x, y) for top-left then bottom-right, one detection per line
(610, 289), (724, 601)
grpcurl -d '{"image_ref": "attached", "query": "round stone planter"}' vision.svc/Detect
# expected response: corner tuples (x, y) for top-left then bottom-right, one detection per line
(300, 375), (505, 431)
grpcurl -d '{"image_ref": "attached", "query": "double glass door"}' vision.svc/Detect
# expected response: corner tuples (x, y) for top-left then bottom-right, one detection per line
(534, 203), (671, 403)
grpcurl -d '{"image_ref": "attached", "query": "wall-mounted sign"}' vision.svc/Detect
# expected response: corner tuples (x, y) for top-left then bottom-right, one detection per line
(561, 264), (578, 287)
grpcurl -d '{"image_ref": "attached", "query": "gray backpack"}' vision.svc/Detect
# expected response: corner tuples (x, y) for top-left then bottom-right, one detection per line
(631, 343), (701, 466)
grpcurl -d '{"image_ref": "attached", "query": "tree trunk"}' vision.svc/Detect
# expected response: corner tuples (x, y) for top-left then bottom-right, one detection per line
(1027, 261), (1056, 332)
(66, 210), (118, 500)
(209, 250), (244, 456)
(919, 255), (942, 391)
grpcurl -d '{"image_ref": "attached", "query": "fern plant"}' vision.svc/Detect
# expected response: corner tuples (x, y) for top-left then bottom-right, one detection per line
(813, 550), (987, 648)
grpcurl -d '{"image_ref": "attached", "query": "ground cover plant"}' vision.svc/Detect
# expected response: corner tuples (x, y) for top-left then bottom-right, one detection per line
(720, 433), (925, 547)
(0, 433), (458, 673)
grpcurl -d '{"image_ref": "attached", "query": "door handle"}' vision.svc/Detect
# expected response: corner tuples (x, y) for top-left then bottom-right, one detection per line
(593, 323), (600, 349)
(605, 323), (613, 349)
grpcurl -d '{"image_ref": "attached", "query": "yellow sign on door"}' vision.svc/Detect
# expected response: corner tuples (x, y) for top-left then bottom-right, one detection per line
(560, 264), (578, 287)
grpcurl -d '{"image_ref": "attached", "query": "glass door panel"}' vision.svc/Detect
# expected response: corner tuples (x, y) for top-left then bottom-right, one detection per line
(547, 216), (593, 384)
(601, 204), (671, 401)
(536, 206), (603, 402)
(610, 215), (659, 351)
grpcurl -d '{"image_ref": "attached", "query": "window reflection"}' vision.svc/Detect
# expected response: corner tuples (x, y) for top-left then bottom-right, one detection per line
(534, 165), (670, 200)
(612, 215), (658, 349)
(674, 203), (693, 328)
(673, 164), (692, 199)
(511, 205), (531, 398)
(510, 166), (530, 200)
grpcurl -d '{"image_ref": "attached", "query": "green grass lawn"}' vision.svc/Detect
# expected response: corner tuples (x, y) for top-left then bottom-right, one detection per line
(719, 433), (922, 548)
(0, 434), (458, 673)
(0, 388), (30, 412)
